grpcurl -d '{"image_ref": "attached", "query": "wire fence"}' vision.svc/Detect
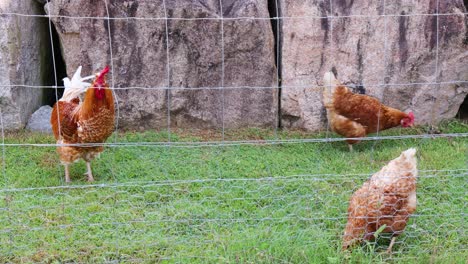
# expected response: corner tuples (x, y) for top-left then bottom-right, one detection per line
(0, 0), (467, 262)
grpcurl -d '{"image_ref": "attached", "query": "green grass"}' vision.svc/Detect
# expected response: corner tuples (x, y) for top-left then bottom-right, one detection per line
(0, 120), (467, 263)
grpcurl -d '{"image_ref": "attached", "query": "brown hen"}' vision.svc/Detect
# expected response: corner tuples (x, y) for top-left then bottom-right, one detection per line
(323, 72), (415, 151)
(51, 66), (114, 182)
(342, 148), (418, 252)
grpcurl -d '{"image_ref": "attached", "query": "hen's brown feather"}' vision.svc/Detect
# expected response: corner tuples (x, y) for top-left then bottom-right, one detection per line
(51, 98), (80, 142)
(332, 86), (408, 134)
(77, 87), (114, 143)
(343, 149), (418, 250)
(327, 111), (367, 145)
(50, 72), (114, 166)
(323, 72), (411, 147)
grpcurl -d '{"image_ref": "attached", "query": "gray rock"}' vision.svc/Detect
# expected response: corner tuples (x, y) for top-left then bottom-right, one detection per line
(45, 0), (278, 130)
(26, 105), (53, 133)
(0, 1), (50, 130)
(280, 0), (468, 130)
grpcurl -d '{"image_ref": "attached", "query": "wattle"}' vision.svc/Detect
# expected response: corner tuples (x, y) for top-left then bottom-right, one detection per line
(95, 88), (105, 99)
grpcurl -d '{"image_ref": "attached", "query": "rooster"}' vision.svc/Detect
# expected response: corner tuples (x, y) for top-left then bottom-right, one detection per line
(51, 66), (115, 182)
(323, 72), (415, 151)
(342, 148), (418, 252)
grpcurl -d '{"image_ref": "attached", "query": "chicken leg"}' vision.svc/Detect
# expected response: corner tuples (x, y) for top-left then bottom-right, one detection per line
(348, 144), (354, 152)
(64, 164), (71, 183)
(85, 162), (94, 182)
(386, 237), (397, 254)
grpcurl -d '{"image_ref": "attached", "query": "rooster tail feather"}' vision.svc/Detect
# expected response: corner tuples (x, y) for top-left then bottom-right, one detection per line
(71, 65), (83, 82)
(323, 71), (340, 88)
(63, 78), (71, 90)
(60, 66), (92, 102)
(323, 71), (340, 107)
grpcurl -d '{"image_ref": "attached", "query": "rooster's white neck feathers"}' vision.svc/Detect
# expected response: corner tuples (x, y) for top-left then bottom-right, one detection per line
(60, 66), (94, 102)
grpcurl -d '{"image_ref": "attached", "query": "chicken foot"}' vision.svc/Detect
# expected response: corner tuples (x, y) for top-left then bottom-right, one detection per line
(85, 162), (94, 182)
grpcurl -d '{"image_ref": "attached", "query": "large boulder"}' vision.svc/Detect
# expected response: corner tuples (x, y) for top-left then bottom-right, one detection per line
(26, 105), (53, 133)
(0, 1), (50, 130)
(45, 0), (278, 130)
(280, 0), (468, 130)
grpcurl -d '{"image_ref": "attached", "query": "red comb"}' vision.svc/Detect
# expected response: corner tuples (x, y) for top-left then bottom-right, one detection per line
(408, 111), (415, 121)
(99, 66), (110, 78)
(95, 66), (110, 85)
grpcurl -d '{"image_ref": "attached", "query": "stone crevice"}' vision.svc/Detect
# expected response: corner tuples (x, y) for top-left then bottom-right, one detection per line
(457, 94), (468, 120)
(267, 0), (283, 128)
(42, 16), (67, 106)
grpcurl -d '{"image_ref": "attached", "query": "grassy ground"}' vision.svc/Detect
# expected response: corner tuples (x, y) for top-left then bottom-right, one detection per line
(0, 120), (466, 263)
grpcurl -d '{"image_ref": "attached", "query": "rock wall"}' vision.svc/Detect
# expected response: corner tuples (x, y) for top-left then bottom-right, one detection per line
(45, 0), (278, 130)
(280, 0), (468, 130)
(1, 0), (466, 131)
(0, 1), (49, 130)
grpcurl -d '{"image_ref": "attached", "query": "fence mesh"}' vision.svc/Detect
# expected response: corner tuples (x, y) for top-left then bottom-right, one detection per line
(0, 0), (467, 262)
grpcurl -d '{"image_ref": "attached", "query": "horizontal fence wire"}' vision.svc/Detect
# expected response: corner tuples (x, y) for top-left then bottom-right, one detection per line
(0, 169), (466, 192)
(0, 11), (467, 20)
(1, 80), (467, 91)
(0, 133), (467, 147)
